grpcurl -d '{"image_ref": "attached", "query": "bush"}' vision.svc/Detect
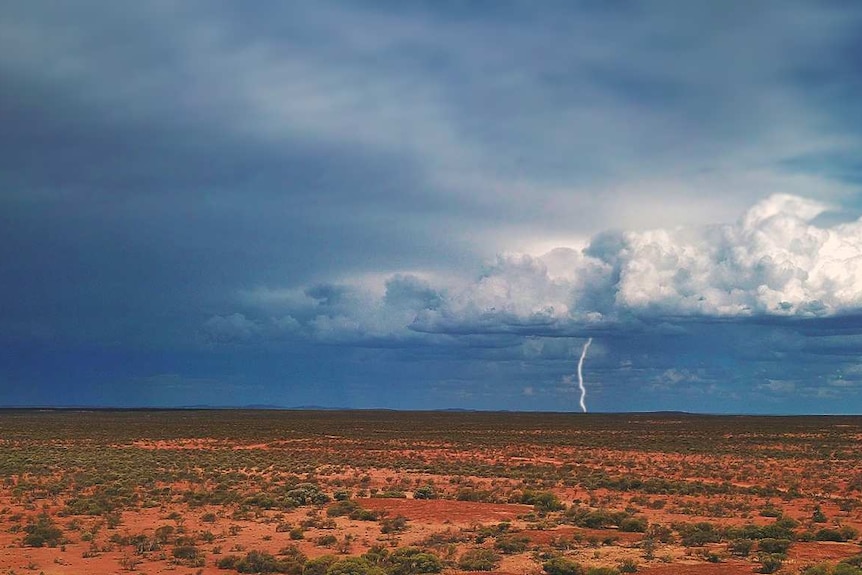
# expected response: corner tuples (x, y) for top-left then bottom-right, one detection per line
(522, 490), (565, 513)
(676, 522), (721, 547)
(218, 555), (241, 570)
(387, 547), (443, 575)
(840, 526), (859, 541)
(413, 486), (437, 500)
(834, 565), (862, 575)
(22, 514), (63, 548)
(803, 565), (862, 575)
(758, 553), (784, 574)
(759, 505), (783, 517)
(758, 538), (792, 554)
(173, 545), (201, 560)
(289, 527), (304, 540)
(565, 507), (631, 530)
(458, 549), (501, 571)
(285, 483), (331, 506)
(813, 506), (828, 523)
(304, 556), (338, 575)
(728, 539), (754, 557)
(216, 550), (304, 574)
(326, 557), (382, 575)
(542, 556), (584, 575)
(619, 517), (648, 533)
(328, 500), (360, 517)
(350, 509), (380, 521)
(815, 528), (847, 542)
(494, 534), (531, 554)
(380, 516), (408, 534)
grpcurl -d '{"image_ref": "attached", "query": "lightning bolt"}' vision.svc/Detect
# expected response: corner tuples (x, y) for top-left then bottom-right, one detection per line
(577, 338), (592, 413)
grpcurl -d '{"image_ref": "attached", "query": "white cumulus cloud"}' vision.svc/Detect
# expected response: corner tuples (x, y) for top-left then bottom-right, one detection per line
(210, 194), (862, 344)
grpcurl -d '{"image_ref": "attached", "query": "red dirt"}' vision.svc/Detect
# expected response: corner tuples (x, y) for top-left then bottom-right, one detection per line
(3, 411), (862, 575)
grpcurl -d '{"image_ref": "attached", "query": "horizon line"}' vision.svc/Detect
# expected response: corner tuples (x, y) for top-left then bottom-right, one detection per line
(0, 405), (859, 417)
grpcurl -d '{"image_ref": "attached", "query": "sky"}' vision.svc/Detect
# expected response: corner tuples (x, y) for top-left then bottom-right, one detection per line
(3, 1), (862, 413)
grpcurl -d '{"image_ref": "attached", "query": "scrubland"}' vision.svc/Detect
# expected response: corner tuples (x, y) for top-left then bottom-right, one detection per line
(1, 410), (861, 575)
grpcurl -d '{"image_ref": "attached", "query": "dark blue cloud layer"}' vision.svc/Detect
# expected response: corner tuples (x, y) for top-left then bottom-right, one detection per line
(2, 2), (862, 412)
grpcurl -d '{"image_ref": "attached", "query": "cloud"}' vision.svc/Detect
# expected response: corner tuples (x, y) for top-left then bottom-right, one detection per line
(213, 194), (862, 347)
(414, 194), (862, 337)
(614, 194), (855, 318)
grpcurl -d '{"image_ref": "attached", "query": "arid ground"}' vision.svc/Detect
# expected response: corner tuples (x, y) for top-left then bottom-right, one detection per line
(0, 410), (860, 575)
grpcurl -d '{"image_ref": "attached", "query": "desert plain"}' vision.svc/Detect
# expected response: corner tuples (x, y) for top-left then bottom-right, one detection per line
(0, 410), (860, 575)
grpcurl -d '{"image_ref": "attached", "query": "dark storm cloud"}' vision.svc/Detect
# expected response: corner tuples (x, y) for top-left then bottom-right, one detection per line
(3, 1), (862, 411)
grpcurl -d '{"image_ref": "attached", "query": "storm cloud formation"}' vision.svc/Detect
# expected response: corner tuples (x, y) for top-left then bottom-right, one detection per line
(213, 194), (862, 342)
(2, 2), (862, 411)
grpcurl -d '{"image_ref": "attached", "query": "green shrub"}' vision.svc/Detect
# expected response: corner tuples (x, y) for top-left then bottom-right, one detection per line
(413, 486), (437, 500)
(387, 547), (443, 575)
(327, 500), (360, 517)
(834, 564), (862, 575)
(813, 506), (828, 523)
(840, 526), (859, 541)
(802, 564), (831, 575)
(758, 553), (784, 574)
(758, 538), (791, 554)
(22, 514), (63, 548)
(285, 483), (331, 506)
(458, 548), (501, 571)
(326, 557), (382, 575)
(217, 555), (241, 570)
(542, 556), (584, 575)
(305, 556), (338, 575)
(522, 490), (565, 513)
(494, 534), (531, 554)
(216, 550), (304, 574)
(676, 522), (721, 547)
(815, 528), (846, 542)
(727, 539), (754, 557)
(380, 516), (408, 534)
(173, 545), (201, 560)
(759, 505), (783, 517)
(805, 564), (862, 575)
(619, 517), (647, 533)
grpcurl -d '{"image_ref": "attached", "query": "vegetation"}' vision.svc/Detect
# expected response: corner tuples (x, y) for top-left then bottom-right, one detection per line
(22, 514), (64, 547)
(2, 410), (862, 575)
(458, 548), (501, 571)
